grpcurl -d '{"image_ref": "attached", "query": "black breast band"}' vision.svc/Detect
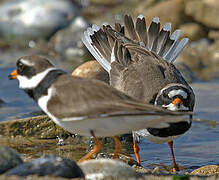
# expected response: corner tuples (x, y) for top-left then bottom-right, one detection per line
(147, 120), (192, 137)
(24, 69), (66, 101)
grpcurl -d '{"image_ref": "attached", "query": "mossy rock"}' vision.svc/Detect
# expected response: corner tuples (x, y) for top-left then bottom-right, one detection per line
(0, 115), (68, 139)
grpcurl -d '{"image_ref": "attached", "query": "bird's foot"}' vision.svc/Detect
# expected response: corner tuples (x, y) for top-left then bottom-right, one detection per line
(171, 164), (180, 173)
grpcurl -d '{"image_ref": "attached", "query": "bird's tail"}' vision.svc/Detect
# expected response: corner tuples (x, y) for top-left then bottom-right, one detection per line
(82, 14), (189, 73)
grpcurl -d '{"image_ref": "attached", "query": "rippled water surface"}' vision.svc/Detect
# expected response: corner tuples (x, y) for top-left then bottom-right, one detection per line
(0, 67), (218, 172)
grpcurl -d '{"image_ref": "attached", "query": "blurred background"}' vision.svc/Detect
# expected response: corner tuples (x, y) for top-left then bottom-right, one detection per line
(0, 0), (218, 171)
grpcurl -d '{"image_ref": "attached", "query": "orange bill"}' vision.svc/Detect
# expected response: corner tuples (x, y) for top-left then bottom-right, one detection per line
(8, 70), (18, 80)
(172, 97), (182, 106)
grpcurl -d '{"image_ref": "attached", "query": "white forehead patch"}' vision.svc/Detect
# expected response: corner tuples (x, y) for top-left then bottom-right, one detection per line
(168, 89), (188, 99)
(20, 58), (35, 66)
(17, 68), (56, 89)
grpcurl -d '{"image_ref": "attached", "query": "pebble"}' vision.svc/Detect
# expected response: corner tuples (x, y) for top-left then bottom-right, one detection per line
(6, 155), (84, 178)
(0, 146), (23, 174)
(78, 158), (138, 179)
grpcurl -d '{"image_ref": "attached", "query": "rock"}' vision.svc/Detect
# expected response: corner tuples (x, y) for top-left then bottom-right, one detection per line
(174, 62), (197, 83)
(135, 0), (188, 29)
(179, 23), (206, 41)
(49, 16), (90, 60)
(0, 115), (68, 139)
(185, 0), (219, 29)
(7, 155), (84, 178)
(202, 40), (219, 67)
(0, 146), (23, 174)
(78, 159), (138, 179)
(191, 165), (219, 176)
(208, 30), (219, 41)
(72, 60), (109, 83)
(96, 153), (140, 167)
(178, 38), (211, 79)
(0, 0), (78, 40)
(200, 40), (219, 80)
(179, 37), (219, 81)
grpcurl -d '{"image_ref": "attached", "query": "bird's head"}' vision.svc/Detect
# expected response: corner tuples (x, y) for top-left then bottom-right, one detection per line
(155, 84), (194, 112)
(8, 55), (55, 89)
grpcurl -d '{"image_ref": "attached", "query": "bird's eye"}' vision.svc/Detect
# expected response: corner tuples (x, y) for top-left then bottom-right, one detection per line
(163, 93), (168, 98)
(17, 62), (24, 72)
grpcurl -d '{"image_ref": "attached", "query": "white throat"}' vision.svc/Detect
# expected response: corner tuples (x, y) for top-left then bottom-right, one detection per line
(162, 103), (189, 111)
(17, 68), (56, 89)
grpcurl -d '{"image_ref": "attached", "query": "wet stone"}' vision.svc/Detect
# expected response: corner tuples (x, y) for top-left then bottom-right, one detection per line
(0, 115), (69, 139)
(191, 165), (219, 176)
(78, 159), (138, 180)
(0, 146), (23, 174)
(0, 0), (78, 40)
(6, 155), (85, 178)
(96, 153), (140, 167)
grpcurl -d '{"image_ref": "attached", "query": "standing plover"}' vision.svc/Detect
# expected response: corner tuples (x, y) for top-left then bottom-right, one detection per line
(82, 14), (195, 171)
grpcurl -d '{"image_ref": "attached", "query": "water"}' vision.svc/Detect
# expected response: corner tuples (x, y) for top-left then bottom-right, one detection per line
(0, 67), (41, 121)
(0, 67), (218, 172)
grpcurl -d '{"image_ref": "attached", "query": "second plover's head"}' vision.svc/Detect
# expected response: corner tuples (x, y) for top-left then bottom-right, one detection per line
(155, 84), (194, 111)
(9, 55), (56, 89)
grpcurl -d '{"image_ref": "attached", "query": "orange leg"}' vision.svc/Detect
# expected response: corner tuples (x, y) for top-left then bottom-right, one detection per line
(168, 141), (179, 172)
(134, 141), (141, 164)
(112, 136), (122, 159)
(78, 131), (101, 163)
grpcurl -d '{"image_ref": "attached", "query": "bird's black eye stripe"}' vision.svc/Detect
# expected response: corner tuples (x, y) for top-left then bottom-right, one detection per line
(156, 94), (171, 106)
(17, 61), (22, 68)
(17, 62), (24, 73)
(162, 92), (168, 98)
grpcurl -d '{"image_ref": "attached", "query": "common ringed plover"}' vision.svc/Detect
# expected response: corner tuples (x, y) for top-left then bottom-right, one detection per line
(82, 14), (195, 171)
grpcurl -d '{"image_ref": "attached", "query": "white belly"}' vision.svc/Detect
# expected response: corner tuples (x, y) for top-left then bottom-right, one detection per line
(38, 87), (190, 138)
